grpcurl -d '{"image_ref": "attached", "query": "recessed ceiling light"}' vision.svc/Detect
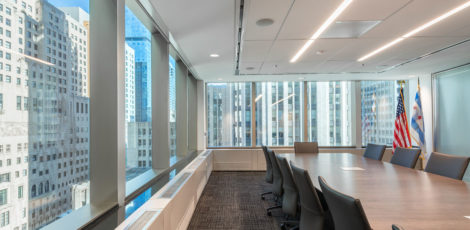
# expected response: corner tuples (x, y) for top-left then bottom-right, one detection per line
(210, 54), (220, 58)
(217, 78), (222, 80)
(256, 18), (274, 27)
(246, 67), (255, 70)
(316, 50), (325, 55)
(290, 0), (353, 63)
(358, 0), (470, 62)
(298, 77), (305, 80)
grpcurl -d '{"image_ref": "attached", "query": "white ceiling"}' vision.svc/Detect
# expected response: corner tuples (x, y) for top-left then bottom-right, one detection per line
(151, 0), (470, 81)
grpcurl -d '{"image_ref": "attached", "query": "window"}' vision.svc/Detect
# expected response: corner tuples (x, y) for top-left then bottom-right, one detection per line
(361, 81), (408, 146)
(307, 81), (352, 146)
(207, 83), (252, 147)
(0, 173), (10, 183)
(169, 56), (176, 160)
(0, 211), (9, 227)
(0, 0), (91, 229)
(255, 82), (303, 146)
(18, 186), (23, 199)
(0, 189), (7, 205)
(125, 6), (152, 180)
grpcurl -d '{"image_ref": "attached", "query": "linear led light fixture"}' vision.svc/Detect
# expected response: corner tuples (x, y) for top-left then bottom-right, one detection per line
(290, 0), (353, 63)
(0, 46), (54, 66)
(272, 94), (295, 106)
(255, 94), (263, 102)
(358, 0), (470, 62)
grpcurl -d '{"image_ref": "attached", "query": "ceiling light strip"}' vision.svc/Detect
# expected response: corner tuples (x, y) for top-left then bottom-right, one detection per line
(255, 94), (263, 102)
(0, 46), (54, 66)
(358, 0), (470, 62)
(272, 94), (295, 106)
(290, 0), (353, 63)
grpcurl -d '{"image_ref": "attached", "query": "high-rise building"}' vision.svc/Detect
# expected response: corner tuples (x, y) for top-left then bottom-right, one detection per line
(206, 83), (252, 147)
(125, 7), (151, 123)
(0, 1), (90, 229)
(125, 43), (135, 123)
(361, 81), (402, 146)
(206, 82), (352, 147)
(169, 56), (176, 158)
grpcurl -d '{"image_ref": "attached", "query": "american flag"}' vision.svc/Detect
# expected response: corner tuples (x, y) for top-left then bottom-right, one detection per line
(393, 87), (411, 152)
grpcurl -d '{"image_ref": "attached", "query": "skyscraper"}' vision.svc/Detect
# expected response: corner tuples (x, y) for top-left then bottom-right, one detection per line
(361, 81), (402, 146)
(0, 1), (90, 229)
(206, 81), (352, 147)
(124, 7), (151, 123)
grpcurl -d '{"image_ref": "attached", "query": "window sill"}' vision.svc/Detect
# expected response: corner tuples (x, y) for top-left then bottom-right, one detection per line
(42, 202), (117, 230)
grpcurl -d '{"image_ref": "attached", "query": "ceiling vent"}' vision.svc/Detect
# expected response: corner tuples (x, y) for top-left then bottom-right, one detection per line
(320, 20), (381, 38)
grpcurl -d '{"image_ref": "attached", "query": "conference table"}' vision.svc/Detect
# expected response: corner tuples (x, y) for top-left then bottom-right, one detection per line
(277, 153), (470, 230)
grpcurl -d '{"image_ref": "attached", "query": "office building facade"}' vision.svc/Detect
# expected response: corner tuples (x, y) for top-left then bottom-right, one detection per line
(0, 1), (90, 229)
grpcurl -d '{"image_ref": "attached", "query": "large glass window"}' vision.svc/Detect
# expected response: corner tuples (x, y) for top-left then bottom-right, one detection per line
(125, 6), (152, 180)
(361, 81), (408, 146)
(0, 0), (91, 229)
(206, 83), (252, 147)
(255, 82), (304, 146)
(169, 55), (176, 162)
(307, 82), (353, 146)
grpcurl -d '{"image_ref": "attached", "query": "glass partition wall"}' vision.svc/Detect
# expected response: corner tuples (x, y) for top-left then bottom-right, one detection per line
(207, 80), (409, 148)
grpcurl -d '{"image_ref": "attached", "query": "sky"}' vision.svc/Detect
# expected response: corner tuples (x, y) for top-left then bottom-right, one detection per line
(48, 0), (89, 13)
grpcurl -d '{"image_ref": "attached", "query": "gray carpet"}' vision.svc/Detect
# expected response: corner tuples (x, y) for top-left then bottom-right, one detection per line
(188, 171), (280, 230)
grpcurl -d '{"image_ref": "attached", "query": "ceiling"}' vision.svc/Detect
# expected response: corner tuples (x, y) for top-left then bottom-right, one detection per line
(150, 0), (470, 81)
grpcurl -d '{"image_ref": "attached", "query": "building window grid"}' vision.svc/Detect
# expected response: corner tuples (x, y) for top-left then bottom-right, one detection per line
(207, 81), (408, 148)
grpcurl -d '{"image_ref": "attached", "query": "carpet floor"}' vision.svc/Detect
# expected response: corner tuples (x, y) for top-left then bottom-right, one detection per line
(187, 171), (281, 230)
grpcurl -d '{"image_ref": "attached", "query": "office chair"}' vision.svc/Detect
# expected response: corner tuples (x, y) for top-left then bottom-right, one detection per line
(425, 152), (470, 180)
(266, 149), (283, 215)
(390, 147), (421, 169)
(276, 155), (300, 228)
(291, 163), (333, 230)
(363, 143), (386, 161)
(261, 146), (273, 200)
(294, 142), (319, 154)
(318, 176), (372, 230)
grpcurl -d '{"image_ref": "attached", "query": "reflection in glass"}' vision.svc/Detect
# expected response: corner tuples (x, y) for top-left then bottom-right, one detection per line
(361, 81), (406, 146)
(255, 82), (304, 146)
(206, 83), (252, 147)
(307, 82), (352, 146)
(125, 6), (152, 180)
(169, 56), (176, 162)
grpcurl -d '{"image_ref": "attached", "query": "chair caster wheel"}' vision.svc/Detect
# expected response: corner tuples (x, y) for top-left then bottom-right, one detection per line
(267, 211), (272, 216)
(261, 196), (265, 200)
(280, 223), (286, 230)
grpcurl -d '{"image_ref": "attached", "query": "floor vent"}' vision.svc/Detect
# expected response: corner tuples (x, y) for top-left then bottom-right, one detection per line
(125, 211), (158, 230)
(159, 172), (191, 198)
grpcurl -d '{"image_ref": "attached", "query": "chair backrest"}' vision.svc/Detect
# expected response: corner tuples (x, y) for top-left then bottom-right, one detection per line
(390, 147), (421, 168)
(425, 152), (470, 180)
(363, 143), (386, 161)
(294, 142), (319, 154)
(276, 155), (299, 217)
(318, 176), (372, 230)
(267, 149), (283, 196)
(261, 146), (273, 183)
(290, 163), (326, 230)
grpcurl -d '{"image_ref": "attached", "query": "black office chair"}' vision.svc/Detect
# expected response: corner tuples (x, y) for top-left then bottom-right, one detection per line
(276, 155), (300, 227)
(291, 163), (333, 230)
(363, 143), (386, 161)
(318, 176), (372, 230)
(390, 147), (421, 169)
(294, 142), (319, 154)
(425, 152), (470, 180)
(267, 149), (283, 215)
(261, 146), (273, 199)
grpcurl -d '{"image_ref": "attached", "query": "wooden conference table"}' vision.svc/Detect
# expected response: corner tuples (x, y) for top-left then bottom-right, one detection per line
(278, 153), (470, 230)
